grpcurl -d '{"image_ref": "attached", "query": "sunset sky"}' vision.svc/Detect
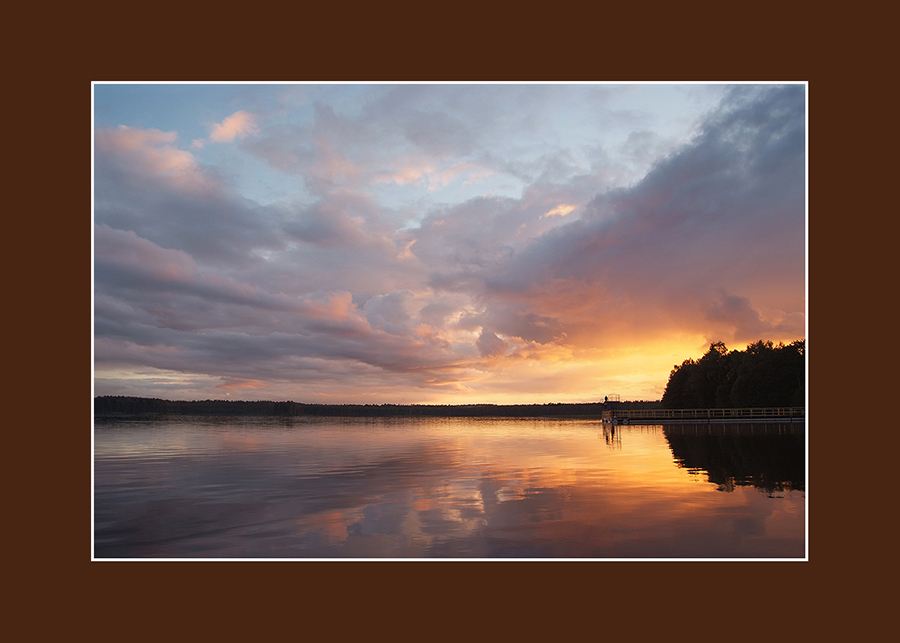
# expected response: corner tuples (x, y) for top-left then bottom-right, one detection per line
(92, 83), (806, 404)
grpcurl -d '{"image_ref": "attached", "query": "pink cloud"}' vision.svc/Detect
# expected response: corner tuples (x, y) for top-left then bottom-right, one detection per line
(209, 110), (259, 143)
(299, 292), (357, 321)
(217, 378), (269, 390)
(541, 204), (576, 218)
(95, 125), (195, 174)
(373, 159), (493, 190)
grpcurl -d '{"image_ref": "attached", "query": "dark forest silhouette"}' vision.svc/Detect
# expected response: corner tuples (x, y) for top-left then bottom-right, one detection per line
(661, 340), (805, 409)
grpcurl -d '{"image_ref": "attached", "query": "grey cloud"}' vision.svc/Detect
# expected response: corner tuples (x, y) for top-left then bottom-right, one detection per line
(403, 110), (476, 157)
(476, 330), (508, 358)
(704, 291), (806, 345)
(95, 149), (284, 267)
(241, 124), (316, 172)
(95, 308), (462, 388)
(281, 200), (368, 248)
(461, 303), (564, 346)
(363, 291), (413, 335)
(94, 240), (464, 389)
(488, 307), (564, 345)
(412, 196), (529, 289)
(479, 84), (805, 343)
(703, 292), (770, 343)
(94, 225), (296, 317)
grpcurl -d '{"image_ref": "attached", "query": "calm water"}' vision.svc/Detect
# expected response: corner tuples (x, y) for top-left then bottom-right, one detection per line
(93, 416), (806, 559)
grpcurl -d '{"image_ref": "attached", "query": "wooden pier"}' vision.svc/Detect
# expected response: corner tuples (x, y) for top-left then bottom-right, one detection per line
(601, 407), (805, 424)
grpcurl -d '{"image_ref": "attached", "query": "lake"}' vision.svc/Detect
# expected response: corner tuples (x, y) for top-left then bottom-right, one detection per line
(93, 416), (806, 559)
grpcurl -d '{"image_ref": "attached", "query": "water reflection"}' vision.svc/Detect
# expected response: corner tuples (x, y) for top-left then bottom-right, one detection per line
(94, 417), (806, 559)
(601, 424), (622, 449)
(662, 424), (805, 494)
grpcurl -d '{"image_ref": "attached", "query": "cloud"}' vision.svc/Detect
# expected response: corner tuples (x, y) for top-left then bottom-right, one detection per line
(703, 292), (775, 344)
(93, 223), (469, 396)
(209, 110), (259, 143)
(95, 224), (198, 287)
(94, 125), (286, 265)
(363, 291), (414, 335)
(476, 84), (806, 351)
(217, 378), (269, 390)
(372, 158), (495, 191)
(402, 108), (477, 157)
(281, 199), (368, 248)
(94, 84), (805, 404)
(243, 90), (521, 197)
(476, 329), (509, 358)
(94, 224), (337, 327)
(542, 204), (576, 218)
(95, 125), (195, 175)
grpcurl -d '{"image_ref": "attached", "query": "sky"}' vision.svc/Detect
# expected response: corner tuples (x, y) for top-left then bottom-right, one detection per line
(92, 82), (806, 404)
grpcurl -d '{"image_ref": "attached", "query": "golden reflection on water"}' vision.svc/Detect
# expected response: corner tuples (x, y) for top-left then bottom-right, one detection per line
(94, 417), (805, 558)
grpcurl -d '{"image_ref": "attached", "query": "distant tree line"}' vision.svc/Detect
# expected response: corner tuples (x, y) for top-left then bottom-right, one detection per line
(93, 396), (662, 418)
(661, 340), (805, 409)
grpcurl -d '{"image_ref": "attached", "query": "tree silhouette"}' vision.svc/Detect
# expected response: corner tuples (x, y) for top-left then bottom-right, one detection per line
(662, 339), (805, 408)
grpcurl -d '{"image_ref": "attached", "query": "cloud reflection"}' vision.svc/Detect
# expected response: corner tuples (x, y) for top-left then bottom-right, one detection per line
(94, 419), (805, 558)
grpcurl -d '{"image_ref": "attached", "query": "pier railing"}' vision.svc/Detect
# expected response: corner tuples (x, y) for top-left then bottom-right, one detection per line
(602, 407), (805, 423)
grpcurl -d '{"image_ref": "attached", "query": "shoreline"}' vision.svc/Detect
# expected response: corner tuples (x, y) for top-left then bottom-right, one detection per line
(93, 396), (660, 418)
